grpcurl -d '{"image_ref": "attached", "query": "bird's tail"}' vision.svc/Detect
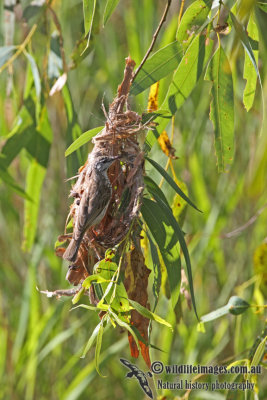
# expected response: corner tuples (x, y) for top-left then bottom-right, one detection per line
(63, 237), (81, 262)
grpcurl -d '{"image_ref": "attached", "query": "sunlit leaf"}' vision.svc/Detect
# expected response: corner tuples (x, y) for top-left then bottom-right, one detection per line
(130, 41), (183, 96)
(81, 321), (102, 358)
(205, 45), (234, 172)
(103, 0), (120, 26)
(243, 12), (259, 111)
(65, 126), (103, 156)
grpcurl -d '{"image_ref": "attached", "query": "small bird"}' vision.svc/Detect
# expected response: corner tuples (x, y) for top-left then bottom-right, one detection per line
(63, 156), (118, 263)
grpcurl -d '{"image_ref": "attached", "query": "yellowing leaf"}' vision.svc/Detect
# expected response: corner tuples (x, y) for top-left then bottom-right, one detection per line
(147, 81), (159, 112)
(158, 130), (177, 159)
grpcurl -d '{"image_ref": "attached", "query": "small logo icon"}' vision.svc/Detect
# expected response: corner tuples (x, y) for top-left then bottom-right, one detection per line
(120, 358), (153, 399)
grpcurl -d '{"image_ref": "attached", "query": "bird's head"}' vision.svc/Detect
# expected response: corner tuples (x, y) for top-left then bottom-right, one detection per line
(95, 156), (119, 172)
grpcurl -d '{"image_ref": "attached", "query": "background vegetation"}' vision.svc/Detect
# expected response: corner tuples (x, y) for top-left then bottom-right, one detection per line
(0, 0), (266, 399)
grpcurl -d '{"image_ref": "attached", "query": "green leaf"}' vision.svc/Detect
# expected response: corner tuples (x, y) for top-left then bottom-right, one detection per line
(82, 274), (110, 289)
(108, 309), (141, 353)
(228, 296), (250, 315)
(65, 126), (103, 156)
(72, 287), (85, 304)
(251, 335), (267, 366)
(146, 157), (200, 212)
(257, 2), (267, 12)
(128, 299), (173, 330)
(83, 0), (97, 52)
(95, 320), (105, 377)
(152, 194), (198, 320)
(177, 0), (212, 50)
(81, 321), (102, 358)
(22, 161), (46, 251)
(94, 260), (130, 312)
(103, 0), (120, 26)
(243, 12), (259, 111)
(146, 34), (213, 149)
(204, 46), (234, 172)
(141, 198), (181, 308)
(130, 41), (183, 96)
(230, 12), (262, 87)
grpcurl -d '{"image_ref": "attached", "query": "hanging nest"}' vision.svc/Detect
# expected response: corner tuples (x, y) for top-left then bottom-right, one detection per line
(48, 57), (152, 367)
(59, 57), (145, 259)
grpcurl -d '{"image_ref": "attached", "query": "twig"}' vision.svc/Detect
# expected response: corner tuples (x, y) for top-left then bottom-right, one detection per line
(0, 24), (37, 74)
(131, 0), (172, 82)
(221, 203), (267, 239)
(47, 5), (68, 73)
(178, 0), (185, 25)
(37, 287), (80, 298)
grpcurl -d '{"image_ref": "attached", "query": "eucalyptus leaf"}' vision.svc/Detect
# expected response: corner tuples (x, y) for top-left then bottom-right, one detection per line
(205, 46), (234, 172)
(177, 0), (212, 50)
(130, 41), (183, 96)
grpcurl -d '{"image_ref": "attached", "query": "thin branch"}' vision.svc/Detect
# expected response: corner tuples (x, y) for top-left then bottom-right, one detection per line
(131, 0), (172, 82)
(221, 203), (267, 239)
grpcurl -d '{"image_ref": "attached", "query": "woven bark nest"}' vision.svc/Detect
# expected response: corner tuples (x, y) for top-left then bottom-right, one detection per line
(56, 57), (148, 282)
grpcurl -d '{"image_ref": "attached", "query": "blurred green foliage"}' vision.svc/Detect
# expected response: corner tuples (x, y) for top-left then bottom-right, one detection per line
(0, 0), (267, 399)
